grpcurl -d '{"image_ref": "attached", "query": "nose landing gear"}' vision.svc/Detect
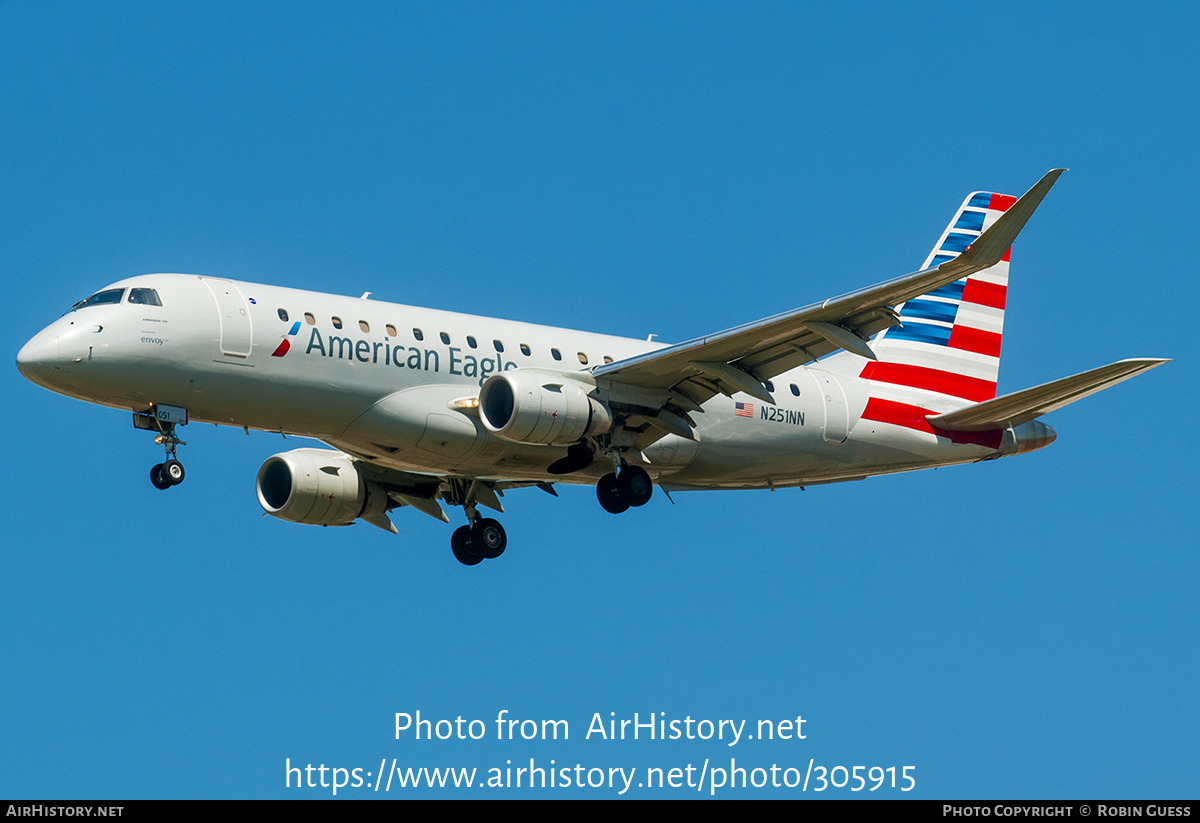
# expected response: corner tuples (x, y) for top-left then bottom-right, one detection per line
(149, 437), (187, 490)
(150, 458), (185, 489)
(134, 405), (189, 490)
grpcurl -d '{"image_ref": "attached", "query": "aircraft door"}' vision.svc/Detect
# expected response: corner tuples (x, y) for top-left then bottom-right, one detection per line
(201, 277), (255, 364)
(809, 369), (849, 445)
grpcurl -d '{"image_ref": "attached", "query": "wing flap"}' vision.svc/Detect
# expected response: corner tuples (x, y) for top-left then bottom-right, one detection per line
(926, 358), (1169, 431)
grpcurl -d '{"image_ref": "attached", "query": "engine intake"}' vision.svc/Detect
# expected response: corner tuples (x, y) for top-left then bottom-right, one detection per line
(256, 448), (388, 526)
(479, 369), (612, 445)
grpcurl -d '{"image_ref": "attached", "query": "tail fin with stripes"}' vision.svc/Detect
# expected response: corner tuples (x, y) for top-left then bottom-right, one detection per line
(859, 191), (1014, 402)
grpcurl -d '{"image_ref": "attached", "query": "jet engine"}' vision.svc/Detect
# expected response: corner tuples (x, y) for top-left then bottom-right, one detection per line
(256, 448), (389, 526)
(478, 369), (612, 445)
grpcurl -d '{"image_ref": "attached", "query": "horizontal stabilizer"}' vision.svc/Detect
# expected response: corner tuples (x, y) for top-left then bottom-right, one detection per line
(926, 358), (1168, 431)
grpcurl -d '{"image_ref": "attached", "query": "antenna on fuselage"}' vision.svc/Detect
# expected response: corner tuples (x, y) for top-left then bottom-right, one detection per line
(360, 292), (372, 299)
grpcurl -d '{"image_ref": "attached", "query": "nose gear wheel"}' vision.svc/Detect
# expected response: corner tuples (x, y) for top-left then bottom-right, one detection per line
(140, 411), (189, 490)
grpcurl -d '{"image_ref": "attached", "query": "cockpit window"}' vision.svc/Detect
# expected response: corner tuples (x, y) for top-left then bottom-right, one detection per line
(129, 288), (163, 306)
(69, 289), (125, 312)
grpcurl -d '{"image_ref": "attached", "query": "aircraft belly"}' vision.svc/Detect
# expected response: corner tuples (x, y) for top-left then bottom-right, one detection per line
(417, 412), (480, 458)
(671, 428), (995, 488)
(667, 379), (998, 488)
(337, 385), (483, 464)
(671, 434), (858, 487)
(331, 383), (575, 477)
(667, 392), (841, 487)
(642, 434), (700, 472)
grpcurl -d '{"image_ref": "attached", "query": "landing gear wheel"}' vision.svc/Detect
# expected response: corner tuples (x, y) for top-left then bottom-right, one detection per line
(617, 465), (653, 507)
(451, 525), (483, 566)
(150, 463), (172, 490)
(162, 459), (186, 486)
(471, 518), (507, 559)
(597, 473), (630, 514)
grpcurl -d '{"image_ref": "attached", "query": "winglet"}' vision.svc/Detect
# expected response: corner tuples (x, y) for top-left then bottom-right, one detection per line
(951, 168), (1066, 272)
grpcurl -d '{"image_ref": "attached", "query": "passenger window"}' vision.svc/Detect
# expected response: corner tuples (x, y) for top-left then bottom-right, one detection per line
(493, 340), (504, 353)
(413, 328), (424, 341)
(578, 352), (589, 365)
(467, 336), (477, 349)
(129, 288), (163, 306)
(790, 384), (800, 396)
(603, 355), (613, 364)
(766, 381), (775, 393)
(386, 324), (397, 337)
(332, 316), (343, 329)
(277, 309), (289, 321)
(519, 343), (531, 356)
(551, 348), (562, 361)
(304, 313), (316, 325)
(359, 320), (370, 333)
(440, 332), (450, 345)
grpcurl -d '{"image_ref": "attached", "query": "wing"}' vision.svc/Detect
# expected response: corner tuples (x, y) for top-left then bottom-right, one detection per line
(350, 455), (547, 531)
(592, 169), (1065, 411)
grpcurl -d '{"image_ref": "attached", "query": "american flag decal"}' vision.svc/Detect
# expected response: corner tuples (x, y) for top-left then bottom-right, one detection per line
(734, 402), (754, 418)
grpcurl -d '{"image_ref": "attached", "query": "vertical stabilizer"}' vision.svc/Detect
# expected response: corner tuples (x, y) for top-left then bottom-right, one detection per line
(858, 191), (1014, 402)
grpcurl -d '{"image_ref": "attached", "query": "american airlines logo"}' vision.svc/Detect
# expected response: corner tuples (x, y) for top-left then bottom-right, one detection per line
(270, 321), (301, 357)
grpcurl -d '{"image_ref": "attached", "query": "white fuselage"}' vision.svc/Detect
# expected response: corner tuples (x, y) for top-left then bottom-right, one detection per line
(17, 273), (1016, 491)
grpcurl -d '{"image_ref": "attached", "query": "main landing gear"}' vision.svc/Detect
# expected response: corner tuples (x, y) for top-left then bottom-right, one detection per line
(445, 479), (508, 566)
(596, 464), (653, 514)
(450, 517), (507, 566)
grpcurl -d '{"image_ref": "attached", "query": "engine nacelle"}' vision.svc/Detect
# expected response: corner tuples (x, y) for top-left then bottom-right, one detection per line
(478, 369), (612, 445)
(256, 448), (389, 526)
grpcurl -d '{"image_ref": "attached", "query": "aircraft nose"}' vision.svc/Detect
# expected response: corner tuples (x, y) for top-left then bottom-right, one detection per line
(16, 330), (60, 387)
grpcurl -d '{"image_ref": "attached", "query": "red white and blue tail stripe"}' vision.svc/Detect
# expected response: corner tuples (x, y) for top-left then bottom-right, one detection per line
(859, 191), (1014, 402)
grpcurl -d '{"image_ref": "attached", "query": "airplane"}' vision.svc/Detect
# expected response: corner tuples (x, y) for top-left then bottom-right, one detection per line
(16, 169), (1168, 565)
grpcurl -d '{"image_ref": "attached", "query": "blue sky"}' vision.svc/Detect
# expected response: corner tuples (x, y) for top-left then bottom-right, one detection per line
(2, 2), (1194, 798)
